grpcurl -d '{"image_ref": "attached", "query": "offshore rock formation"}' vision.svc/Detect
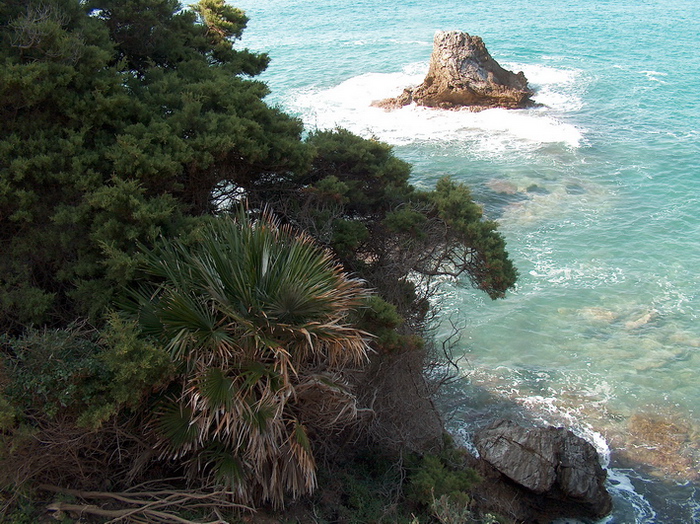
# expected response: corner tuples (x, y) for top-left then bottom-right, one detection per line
(471, 420), (613, 522)
(374, 31), (535, 111)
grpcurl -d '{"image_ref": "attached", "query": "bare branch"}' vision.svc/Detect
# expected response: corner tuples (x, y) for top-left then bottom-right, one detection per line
(41, 484), (255, 524)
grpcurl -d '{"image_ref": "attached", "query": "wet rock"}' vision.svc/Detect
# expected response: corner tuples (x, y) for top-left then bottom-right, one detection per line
(473, 420), (613, 521)
(486, 179), (519, 195)
(579, 306), (619, 324)
(565, 183), (586, 195)
(526, 184), (549, 195)
(475, 420), (559, 493)
(374, 31), (535, 111)
(624, 309), (658, 330)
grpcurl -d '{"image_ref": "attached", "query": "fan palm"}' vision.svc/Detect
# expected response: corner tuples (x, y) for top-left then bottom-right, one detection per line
(126, 209), (371, 507)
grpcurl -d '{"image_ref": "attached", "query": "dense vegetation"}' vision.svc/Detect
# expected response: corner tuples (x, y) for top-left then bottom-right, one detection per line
(0, 0), (516, 521)
(0, 0), (310, 330)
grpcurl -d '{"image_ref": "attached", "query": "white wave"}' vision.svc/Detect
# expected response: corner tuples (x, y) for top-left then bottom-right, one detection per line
(453, 363), (669, 523)
(505, 388), (660, 524)
(388, 38), (432, 46)
(640, 70), (668, 76)
(527, 260), (626, 288)
(605, 469), (658, 523)
(285, 62), (585, 151)
(522, 63), (581, 86)
(637, 69), (669, 85)
(553, 469), (657, 524)
(506, 62), (586, 111)
(516, 392), (613, 460)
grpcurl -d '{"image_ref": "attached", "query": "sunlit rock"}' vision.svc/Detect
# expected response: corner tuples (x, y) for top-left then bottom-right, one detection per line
(373, 31), (535, 111)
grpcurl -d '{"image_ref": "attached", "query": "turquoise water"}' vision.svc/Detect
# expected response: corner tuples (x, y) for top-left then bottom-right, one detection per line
(227, 0), (700, 521)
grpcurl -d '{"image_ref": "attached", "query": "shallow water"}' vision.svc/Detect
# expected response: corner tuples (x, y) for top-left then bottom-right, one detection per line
(225, 0), (700, 520)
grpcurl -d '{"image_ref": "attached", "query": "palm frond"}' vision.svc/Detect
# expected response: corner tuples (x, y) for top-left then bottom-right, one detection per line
(199, 442), (246, 489)
(197, 367), (236, 411)
(154, 400), (198, 458)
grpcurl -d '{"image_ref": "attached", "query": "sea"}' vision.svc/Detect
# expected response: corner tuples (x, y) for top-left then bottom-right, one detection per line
(225, 0), (700, 521)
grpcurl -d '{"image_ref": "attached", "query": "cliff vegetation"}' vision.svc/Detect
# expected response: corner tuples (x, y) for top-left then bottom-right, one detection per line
(0, 0), (516, 521)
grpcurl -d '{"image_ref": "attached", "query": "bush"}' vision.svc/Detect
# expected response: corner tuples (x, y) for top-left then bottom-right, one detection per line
(407, 454), (480, 507)
(313, 449), (414, 524)
(0, 317), (173, 429)
(0, 324), (108, 422)
(406, 436), (482, 509)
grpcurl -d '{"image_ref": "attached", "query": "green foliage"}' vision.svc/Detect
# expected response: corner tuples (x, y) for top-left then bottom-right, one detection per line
(432, 177), (482, 225)
(0, 394), (17, 432)
(97, 313), (174, 409)
(313, 175), (351, 204)
(259, 129), (517, 344)
(384, 206), (429, 240)
(0, 0), (519, 515)
(2, 505), (41, 524)
(361, 296), (403, 330)
(0, 317), (172, 428)
(331, 218), (369, 259)
(0, 325), (108, 421)
(430, 178), (518, 298)
(305, 128), (414, 215)
(0, 0), (311, 330)
(193, 0), (248, 45)
(407, 454), (481, 507)
(356, 295), (423, 353)
(310, 444), (487, 524)
(430, 493), (476, 524)
(313, 450), (415, 524)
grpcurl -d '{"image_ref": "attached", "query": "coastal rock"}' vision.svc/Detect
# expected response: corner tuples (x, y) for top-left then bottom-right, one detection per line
(473, 420), (613, 521)
(486, 179), (519, 195)
(621, 413), (699, 481)
(624, 309), (657, 330)
(374, 31), (535, 111)
(475, 420), (559, 493)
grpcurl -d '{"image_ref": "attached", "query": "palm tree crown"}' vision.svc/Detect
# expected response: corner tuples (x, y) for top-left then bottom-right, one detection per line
(127, 209), (371, 507)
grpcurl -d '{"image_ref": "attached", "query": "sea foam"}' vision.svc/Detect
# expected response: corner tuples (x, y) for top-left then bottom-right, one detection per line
(283, 62), (584, 151)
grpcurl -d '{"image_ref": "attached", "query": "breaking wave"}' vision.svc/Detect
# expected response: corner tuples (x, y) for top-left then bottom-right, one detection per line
(281, 62), (586, 152)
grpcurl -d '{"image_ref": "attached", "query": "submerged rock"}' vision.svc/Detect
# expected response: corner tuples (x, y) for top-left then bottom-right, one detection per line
(486, 179), (519, 195)
(624, 309), (658, 330)
(621, 413), (699, 481)
(374, 31), (535, 111)
(472, 420), (613, 521)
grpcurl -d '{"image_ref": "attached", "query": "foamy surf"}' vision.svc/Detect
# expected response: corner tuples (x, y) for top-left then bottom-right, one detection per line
(511, 62), (586, 111)
(283, 62), (585, 151)
(603, 469), (658, 524)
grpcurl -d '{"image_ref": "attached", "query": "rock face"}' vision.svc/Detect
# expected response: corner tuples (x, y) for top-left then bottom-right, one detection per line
(473, 420), (613, 521)
(374, 31), (535, 111)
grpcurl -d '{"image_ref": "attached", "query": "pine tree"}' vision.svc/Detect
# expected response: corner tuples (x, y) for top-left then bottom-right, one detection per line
(0, 0), (311, 330)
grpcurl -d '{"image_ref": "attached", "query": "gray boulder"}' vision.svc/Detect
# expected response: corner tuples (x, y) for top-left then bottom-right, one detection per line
(474, 420), (613, 520)
(374, 31), (535, 111)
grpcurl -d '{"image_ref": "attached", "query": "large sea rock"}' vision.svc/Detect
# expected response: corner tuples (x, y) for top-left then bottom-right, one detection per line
(471, 420), (613, 522)
(374, 30), (535, 111)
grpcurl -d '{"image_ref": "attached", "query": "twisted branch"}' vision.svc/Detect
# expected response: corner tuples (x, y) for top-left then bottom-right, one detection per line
(40, 484), (255, 524)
